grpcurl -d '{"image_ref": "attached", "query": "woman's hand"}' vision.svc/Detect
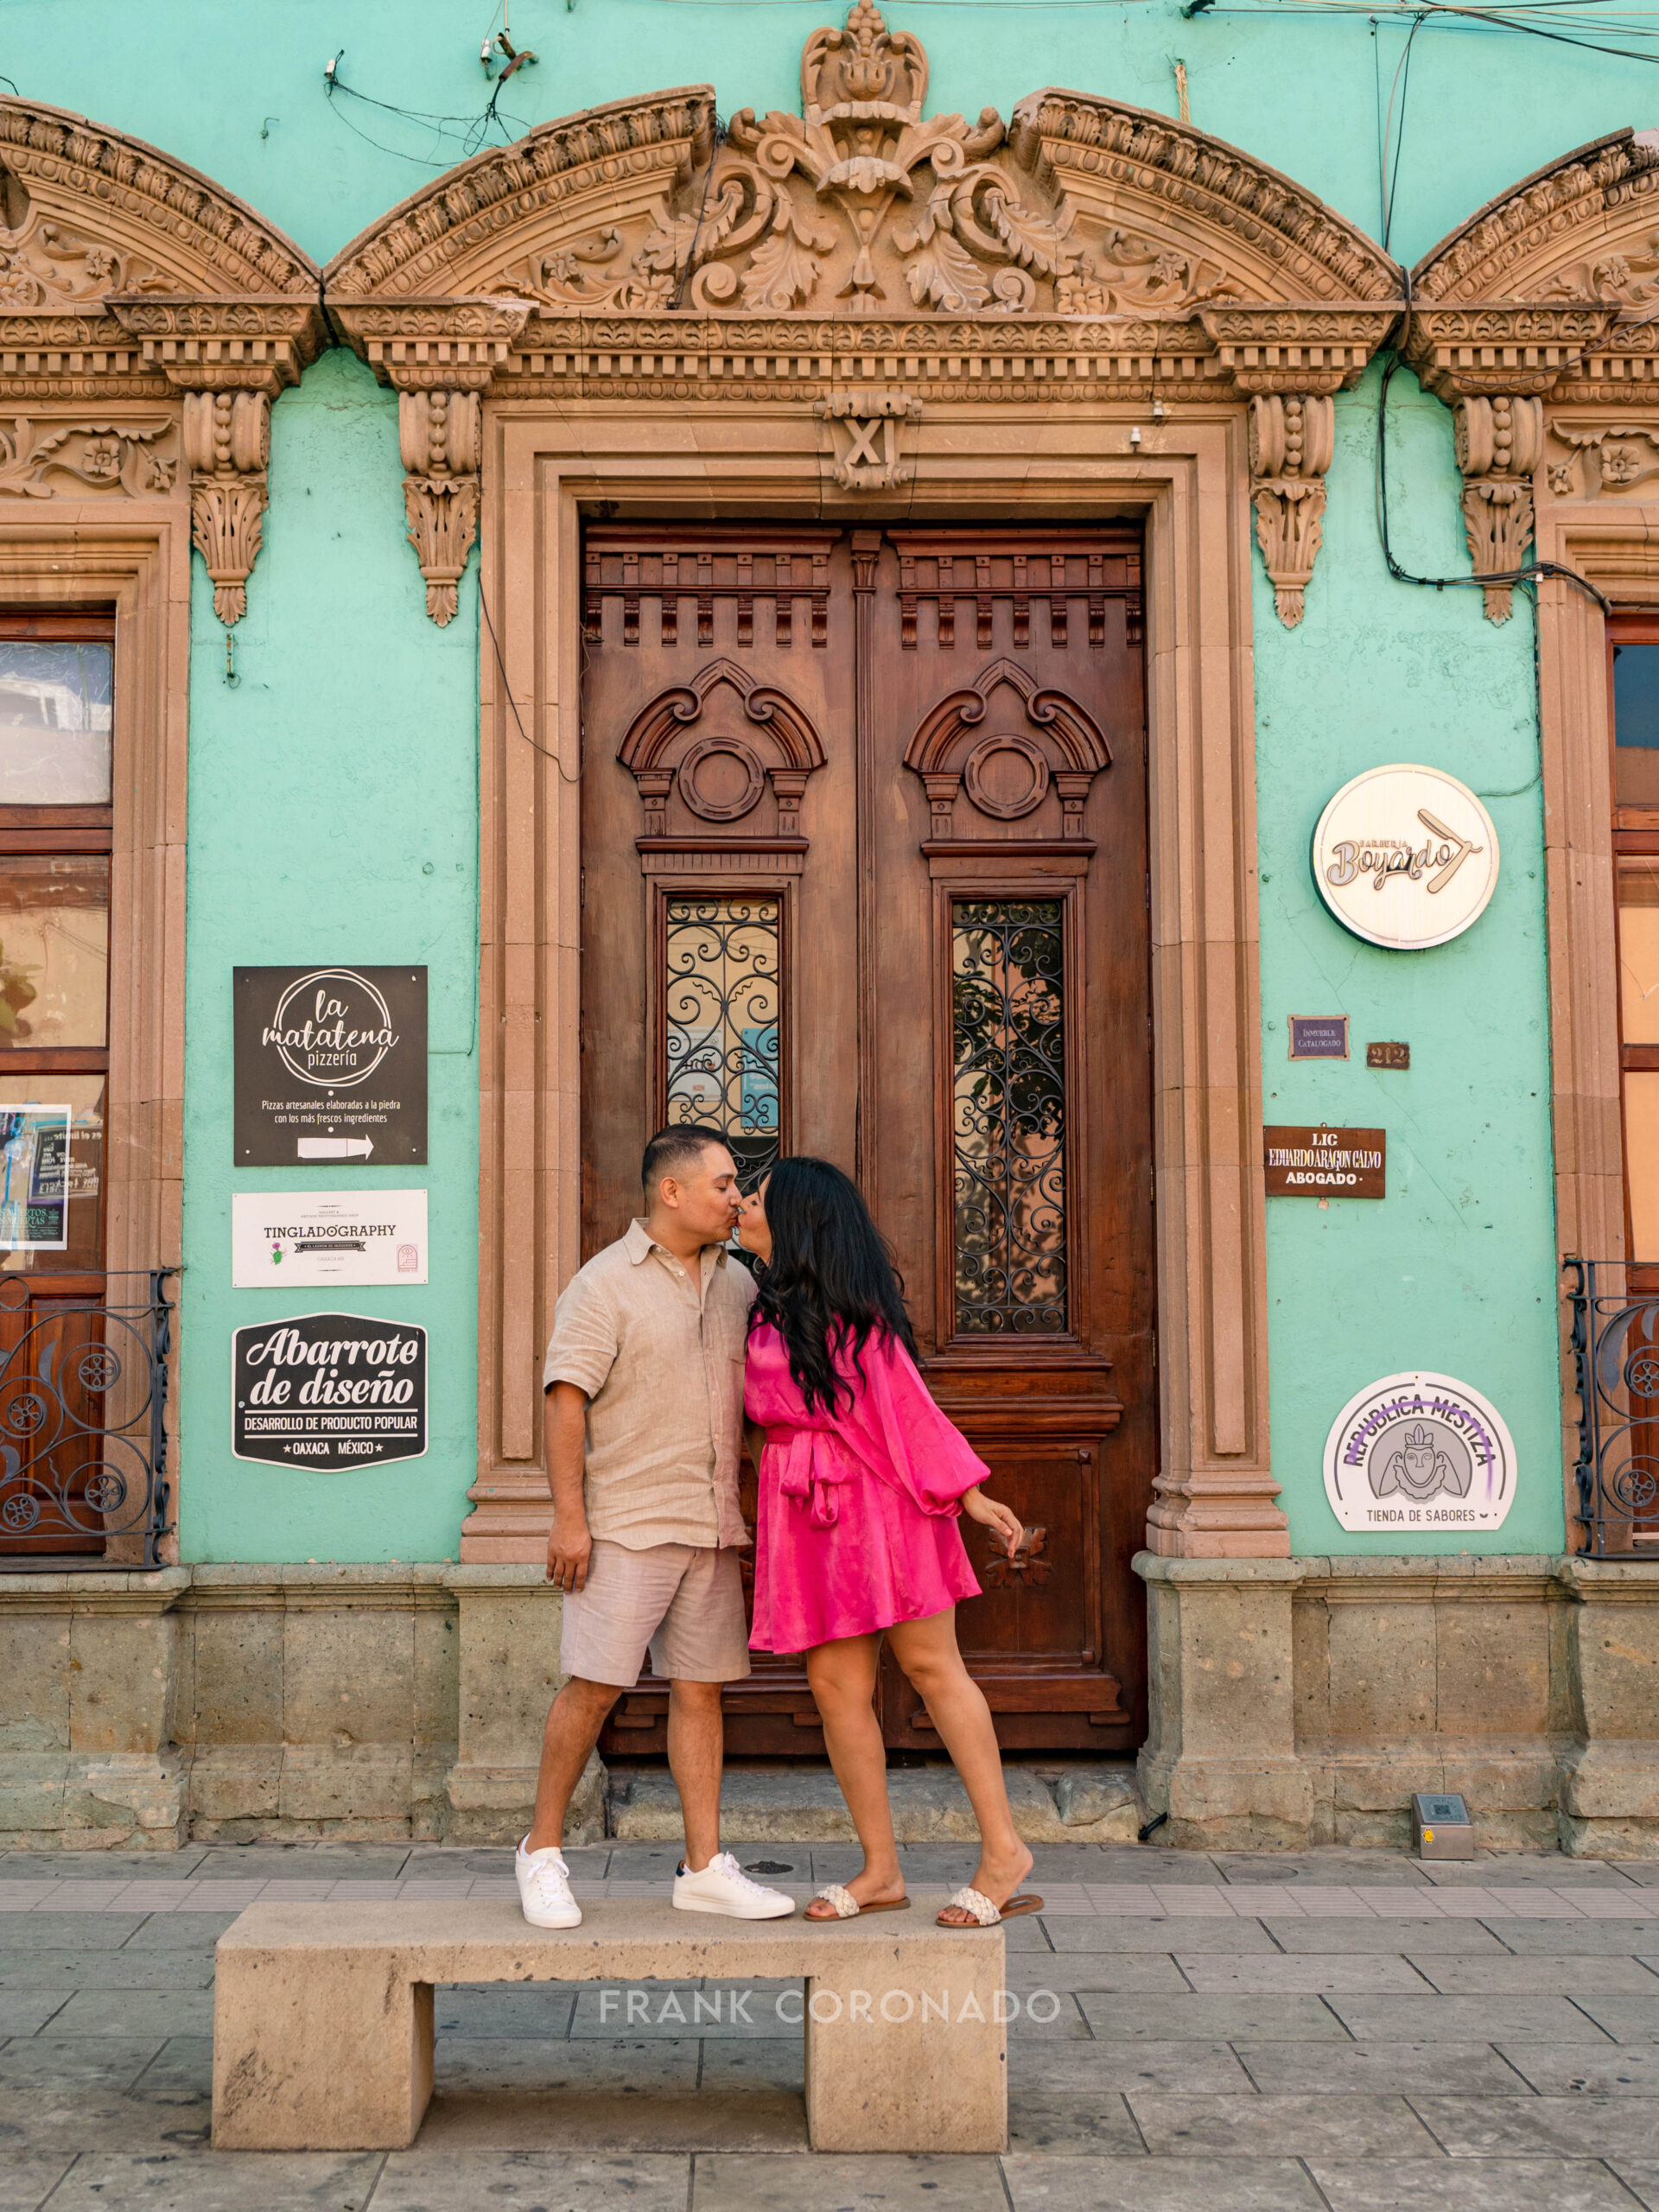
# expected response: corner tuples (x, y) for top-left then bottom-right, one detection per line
(961, 1485), (1024, 1559)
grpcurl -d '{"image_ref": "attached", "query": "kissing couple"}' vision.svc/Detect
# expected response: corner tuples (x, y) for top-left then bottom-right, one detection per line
(514, 1122), (1043, 1933)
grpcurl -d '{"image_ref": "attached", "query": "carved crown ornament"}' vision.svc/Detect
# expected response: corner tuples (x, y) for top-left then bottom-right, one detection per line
(0, 98), (326, 625)
(618, 656), (829, 851)
(1408, 127), (1659, 620)
(324, 4), (1401, 625)
(905, 655), (1110, 845)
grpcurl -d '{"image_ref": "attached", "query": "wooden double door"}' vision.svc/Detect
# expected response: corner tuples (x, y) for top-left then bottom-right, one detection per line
(581, 521), (1154, 1756)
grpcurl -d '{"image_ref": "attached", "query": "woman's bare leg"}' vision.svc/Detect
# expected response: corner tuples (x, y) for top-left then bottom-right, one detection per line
(887, 1607), (1033, 1923)
(804, 1632), (906, 1916)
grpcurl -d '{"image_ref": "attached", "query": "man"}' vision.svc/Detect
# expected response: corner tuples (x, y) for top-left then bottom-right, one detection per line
(515, 1122), (792, 1928)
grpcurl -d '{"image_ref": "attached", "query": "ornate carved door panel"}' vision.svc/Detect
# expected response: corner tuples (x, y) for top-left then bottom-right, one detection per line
(580, 521), (1152, 1757)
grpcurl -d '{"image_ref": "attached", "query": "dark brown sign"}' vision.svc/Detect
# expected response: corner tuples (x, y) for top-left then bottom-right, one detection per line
(233, 966), (428, 1166)
(1367, 1040), (1411, 1071)
(1264, 1126), (1386, 1198)
(1288, 1015), (1348, 1060)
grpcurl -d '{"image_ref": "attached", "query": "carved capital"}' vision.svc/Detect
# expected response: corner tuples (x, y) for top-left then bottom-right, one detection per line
(399, 387), (482, 626)
(815, 388), (922, 492)
(1199, 306), (1397, 397)
(1248, 393), (1333, 629)
(1452, 394), (1542, 623)
(181, 390), (269, 626)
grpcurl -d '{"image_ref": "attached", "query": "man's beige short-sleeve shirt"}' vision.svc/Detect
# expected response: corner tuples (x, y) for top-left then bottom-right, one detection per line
(543, 1219), (754, 1549)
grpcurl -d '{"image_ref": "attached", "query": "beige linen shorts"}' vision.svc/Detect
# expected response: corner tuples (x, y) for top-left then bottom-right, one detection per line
(559, 1539), (752, 1688)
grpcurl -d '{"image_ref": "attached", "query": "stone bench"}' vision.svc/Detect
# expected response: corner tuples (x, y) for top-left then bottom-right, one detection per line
(212, 1897), (1007, 2155)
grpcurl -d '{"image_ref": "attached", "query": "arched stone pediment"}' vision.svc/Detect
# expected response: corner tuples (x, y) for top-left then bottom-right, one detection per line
(324, 3), (1401, 626)
(1406, 126), (1659, 620)
(0, 98), (327, 622)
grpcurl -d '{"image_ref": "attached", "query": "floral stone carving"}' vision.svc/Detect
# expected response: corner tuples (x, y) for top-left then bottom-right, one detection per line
(182, 391), (268, 626)
(1249, 394), (1333, 629)
(0, 416), (175, 499)
(1453, 395), (1542, 624)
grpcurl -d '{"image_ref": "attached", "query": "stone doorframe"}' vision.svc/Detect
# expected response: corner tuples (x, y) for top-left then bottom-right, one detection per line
(1408, 127), (1659, 1522)
(322, 2), (1405, 1564)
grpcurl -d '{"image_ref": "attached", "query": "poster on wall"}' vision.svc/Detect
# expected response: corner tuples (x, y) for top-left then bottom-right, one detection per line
(232, 1191), (428, 1287)
(232, 1313), (427, 1470)
(1323, 1370), (1516, 1533)
(0, 1103), (71, 1249)
(233, 967), (428, 1166)
(1312, 766), (1499, 950)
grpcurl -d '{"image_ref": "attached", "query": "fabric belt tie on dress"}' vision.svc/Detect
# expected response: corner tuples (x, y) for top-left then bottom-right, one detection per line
(766, 1427), (852, 1529)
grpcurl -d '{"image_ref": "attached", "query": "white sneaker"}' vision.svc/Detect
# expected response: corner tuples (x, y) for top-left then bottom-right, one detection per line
(516, 1836), (582, 1929)
(672, 1850), (795, 1919)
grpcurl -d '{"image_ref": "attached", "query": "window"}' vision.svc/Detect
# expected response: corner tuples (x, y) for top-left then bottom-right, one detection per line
(662, 894), (781, 1192)
(1611, 618), (1659, 1269)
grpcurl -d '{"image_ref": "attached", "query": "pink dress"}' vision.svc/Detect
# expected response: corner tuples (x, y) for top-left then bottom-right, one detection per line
(745, 1320), (985, 1653)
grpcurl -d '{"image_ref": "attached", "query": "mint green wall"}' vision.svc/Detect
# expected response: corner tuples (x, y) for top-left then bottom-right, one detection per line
(1257, 363), (1561, 1554)
(179, 350), (479, 1563)
(0, 0), (1627, 1562)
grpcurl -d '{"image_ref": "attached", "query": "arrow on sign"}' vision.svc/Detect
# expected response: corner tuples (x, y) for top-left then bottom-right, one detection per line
(296, 1137), (375, 1160)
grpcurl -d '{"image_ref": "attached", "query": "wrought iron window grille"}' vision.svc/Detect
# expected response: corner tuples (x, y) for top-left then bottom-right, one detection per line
(0, 1268), (176, 1571)
(1565, 1257), (1659, 1556)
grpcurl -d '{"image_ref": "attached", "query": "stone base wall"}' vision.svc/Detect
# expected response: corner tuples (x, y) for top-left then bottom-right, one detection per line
(8, 1554), (1659, 1851)
(1136, 1553), (1659, 1855)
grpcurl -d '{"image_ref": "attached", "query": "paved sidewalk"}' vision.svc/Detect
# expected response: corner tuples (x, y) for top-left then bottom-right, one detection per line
(8, 1840), (1659, 2209)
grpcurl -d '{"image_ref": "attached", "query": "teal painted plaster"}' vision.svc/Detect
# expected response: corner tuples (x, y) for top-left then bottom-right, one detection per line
(1255, 360), (1561, 1554)
(180, 349), (480, 1563)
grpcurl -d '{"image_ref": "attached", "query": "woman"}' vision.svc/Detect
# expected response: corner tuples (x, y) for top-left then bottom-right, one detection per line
(738, 1156), (1042, 1928)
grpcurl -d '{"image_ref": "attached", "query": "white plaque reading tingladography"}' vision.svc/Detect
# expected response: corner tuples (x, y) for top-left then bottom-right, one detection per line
(232, 1190), (428, 1288)
(1312, 765), (1499, 950)
(1323, 1370), (1516, 1534)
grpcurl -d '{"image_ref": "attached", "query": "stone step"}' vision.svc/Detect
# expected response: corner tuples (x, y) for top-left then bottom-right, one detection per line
(606, 1760), (1140, 1844)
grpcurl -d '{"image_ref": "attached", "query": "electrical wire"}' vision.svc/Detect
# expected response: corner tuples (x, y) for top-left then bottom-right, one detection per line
(478, 569), (582, 781)
(323, 63), (535, 171)
(1378, 10), (1424, 252)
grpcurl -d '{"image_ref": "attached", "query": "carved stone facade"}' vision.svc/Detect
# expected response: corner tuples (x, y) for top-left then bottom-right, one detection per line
(326, 4), (1400, 634)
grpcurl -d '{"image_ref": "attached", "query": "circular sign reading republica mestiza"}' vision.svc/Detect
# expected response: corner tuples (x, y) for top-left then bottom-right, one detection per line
(1312, 765), (1499, 950)
(1323, 1370), (1516, 1534)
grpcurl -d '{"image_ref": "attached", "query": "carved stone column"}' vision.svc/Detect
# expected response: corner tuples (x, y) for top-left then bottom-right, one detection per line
(398, 387), (482, 628)
(1248, 394), (1335, 630)
(1453, 394), (1544, 624)
(181, 391), (268, 626)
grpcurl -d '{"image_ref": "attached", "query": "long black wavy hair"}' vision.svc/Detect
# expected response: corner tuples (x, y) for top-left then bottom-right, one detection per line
(751, 1155), (918, 1415)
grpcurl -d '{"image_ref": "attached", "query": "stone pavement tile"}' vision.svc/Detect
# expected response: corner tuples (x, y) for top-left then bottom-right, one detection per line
(1086, 1850), (1226, 1884)
(1591, 1864), (1659, 1887)
(0, 1915), (144, 1949)
(130, 2038), (213, 2104)
(806, 1848), (863, 1880)
(1235, 2043), (1533, 2095)
(1179, 1956), (1431, 1994)
(45, 2150), (385, 2211)
(1499, 2044), (1659, 2094)
(1616, 2165), (1659, 2211)
(1001, 2154), (1325, 2209)
(1325, 1993), (1610, 2042)
(1007, 2087), (1144, 2152)
(124, 1916), (239, 1948)
(0, 2081), (210, 2152)
(602, 1847), (695, 1880)
(1006, 1995), (1093, 2040)
(0, 1948), (214, 1989)
(1002, 1917), (1056, 1953)
(0, 1995), (70, 2034)
(1308, 2160), (1640, 2212)
(194, 1845), (411, 1880)
(1567, 1998), (1659, 2044)
(417, 2037), (806, 2152)
(1077, 1993), (1348, 2040)
(0, 1853), (210, 1880)
(1047, 1918), (1274, 1954)
(1211, 1853), (1434, 1888)
(700, 2038), (804, 2090)
(1266, 1918), (1509, 1955)
(1503, 1922), (1659, 1955)
(1002, 1954), (1186, 1994)
(0, 2039), (166, 2091)
(570, 1985), (792, 2038)
(1012, 2040), (1255, 2093)
(694, 2153), (1007, 2211)
(1411, 2094), (1659, 2158)
(0, 2153), (76, 2211)
(1129, 2092), (1440, 2158)
(1420, 1858), (1638, 1888)
(433, 2035), (696, 2094)
(374, 2152), (689, 2211)
(435, 1986), (577, 2037)
(1413, 1955), (1659, 1994)
(45, 1991), (213, 2039)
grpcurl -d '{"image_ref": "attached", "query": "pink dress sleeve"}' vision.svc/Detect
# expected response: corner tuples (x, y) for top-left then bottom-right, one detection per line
(839, 1332), (988, 1516)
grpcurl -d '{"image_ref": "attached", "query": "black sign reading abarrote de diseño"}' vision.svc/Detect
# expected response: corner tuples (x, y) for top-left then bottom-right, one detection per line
(233, 966), (428, 1166)
(232, 1313), (428, 1470)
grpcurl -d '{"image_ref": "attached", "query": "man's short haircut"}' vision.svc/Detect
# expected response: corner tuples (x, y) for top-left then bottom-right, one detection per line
(642, 1122), (731, 1198)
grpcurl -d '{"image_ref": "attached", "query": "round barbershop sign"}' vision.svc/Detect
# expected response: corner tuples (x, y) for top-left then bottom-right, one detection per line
(1323, 1370), (1516, 1535)
(1312, 765), (1499, 950)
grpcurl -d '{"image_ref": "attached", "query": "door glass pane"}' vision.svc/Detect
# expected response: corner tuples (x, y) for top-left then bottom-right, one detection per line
(952, 899), (1067, 1334)
(1620, 861), (1659, 1044)
(1614, 642), (1659, 807)
(0, 641), (112, 804)
(0, 857), (108, 1048)
(664, 897), (780, 1191)
(0, 1076), (104, 1271)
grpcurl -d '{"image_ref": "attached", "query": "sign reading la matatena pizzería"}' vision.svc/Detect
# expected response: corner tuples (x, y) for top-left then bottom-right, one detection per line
(1312, 766), (1499, 950)
(233, 966), (428, 1166)
(1323, 1370), (1516, 1534)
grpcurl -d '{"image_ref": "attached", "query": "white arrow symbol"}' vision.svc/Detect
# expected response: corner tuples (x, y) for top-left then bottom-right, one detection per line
(296, 1137), (375, 1160)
